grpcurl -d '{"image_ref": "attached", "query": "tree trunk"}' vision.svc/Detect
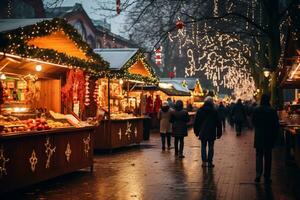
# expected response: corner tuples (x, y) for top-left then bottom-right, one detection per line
(268, 0), (283, 109)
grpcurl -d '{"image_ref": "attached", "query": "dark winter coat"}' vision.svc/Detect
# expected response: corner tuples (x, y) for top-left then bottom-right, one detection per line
(232, 103), (246, 123)
(170, 110), (190, 137)
(217, 104), (227, 119)
(193, 103), (222, 141)
(252, 105), (279, 149)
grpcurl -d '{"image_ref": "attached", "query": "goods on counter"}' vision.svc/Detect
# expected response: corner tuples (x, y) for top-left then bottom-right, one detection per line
(0, 114), (73, 135)
(23, 118), (51, 131)
(110, 113), (136, 120)
(46, 119), (71, 129)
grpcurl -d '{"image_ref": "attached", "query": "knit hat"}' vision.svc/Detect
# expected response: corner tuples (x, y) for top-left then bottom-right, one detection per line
(162, 101), (168, 107)
(204, 96), (213, 104)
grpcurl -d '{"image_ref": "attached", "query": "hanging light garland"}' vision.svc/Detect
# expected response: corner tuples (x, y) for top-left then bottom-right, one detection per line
(84, 75), (90, 106)
(93, 80), (99, 106)
(169, 22), (257, 100)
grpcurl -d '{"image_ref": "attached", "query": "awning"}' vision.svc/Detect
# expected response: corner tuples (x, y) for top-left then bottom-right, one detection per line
(280, 29), (300, 88)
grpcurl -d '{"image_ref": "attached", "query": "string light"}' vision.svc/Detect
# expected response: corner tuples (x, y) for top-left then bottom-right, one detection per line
(2, 18), (109, 76)
(169, 22), (257, 100)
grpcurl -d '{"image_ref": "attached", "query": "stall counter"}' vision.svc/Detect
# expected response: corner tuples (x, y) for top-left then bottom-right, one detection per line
(0, 126), (95, 194)
(95, 117), (145, 150)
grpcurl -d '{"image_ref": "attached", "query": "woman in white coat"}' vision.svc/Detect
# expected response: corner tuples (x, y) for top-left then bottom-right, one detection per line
(158, 101), (173, 150)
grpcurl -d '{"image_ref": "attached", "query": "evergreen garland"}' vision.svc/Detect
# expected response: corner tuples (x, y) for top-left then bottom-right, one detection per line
(3, 18), (108, 76)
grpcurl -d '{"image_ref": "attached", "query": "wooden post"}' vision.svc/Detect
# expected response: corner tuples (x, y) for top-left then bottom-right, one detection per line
(108, 77), (112, 149)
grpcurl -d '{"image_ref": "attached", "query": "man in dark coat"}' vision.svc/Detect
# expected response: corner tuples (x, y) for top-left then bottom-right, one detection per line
(232, 99), (247, 136)
(217, 101), (227, 131)
(194, 96), (222, 167)
(170, 100), (190, 158)
(252, 94), (279, 184)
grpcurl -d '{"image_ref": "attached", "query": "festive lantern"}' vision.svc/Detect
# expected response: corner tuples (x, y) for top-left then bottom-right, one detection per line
(176, 20), (184, 29)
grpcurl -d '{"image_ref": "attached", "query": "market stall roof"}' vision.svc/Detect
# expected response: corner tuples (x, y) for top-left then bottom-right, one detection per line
(94, 48), (158, 84)
(160, 78), (202, 90)
(0, 18), (108, 77)
(280, 30), (300, 88)
(158, 80), (191, 96)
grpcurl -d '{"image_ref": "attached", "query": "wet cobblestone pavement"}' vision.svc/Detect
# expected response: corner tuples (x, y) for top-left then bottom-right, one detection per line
(2, 125), (300, 200)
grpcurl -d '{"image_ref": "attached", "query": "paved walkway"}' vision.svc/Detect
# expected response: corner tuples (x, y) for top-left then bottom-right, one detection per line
(3, 125), (300, 200)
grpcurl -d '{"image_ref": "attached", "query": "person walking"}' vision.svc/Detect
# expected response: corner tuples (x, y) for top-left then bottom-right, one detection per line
(158, 101), (173, 151)
(232, 99), (247, 136)
(252, 94), (279, 184)
(170, 100), (190, 158)
(194, 96), (222, 167)
(217, 101), (227, 131)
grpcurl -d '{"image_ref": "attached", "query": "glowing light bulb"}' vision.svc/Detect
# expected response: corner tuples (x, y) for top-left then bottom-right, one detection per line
(0, 74), (6, 80)
(35, 64), (42, 72)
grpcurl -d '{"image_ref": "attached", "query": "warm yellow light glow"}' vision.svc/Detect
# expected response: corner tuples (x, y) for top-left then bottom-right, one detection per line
(0, 52), (69, 69)
(0, 74), (6, 80)
(290, 63), (300, 80)
(159, 82), (173, 89)
(263, 70), (271, 78)
(13, 107), (27, 112)
(35, 64), (42, 72)
(119, 79), (124, 85)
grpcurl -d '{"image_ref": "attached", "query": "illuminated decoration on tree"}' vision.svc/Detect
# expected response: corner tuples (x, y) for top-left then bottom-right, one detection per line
(7, 0), (12, 18)
(176, 20), (184, 30)
(168, 71), (175, 79)
(3, 18), (108, 76)
(155, 46), (163, 66)
(169, 22), (257, 100)
(214, 0), (219, 17)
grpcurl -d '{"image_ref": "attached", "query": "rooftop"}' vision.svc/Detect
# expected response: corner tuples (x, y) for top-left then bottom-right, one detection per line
(94, 48), (139, 70)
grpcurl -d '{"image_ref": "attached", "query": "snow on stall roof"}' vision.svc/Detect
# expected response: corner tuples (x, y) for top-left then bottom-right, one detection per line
(0, 18), (52, 32)
(94, 48), (139, 70)
(160, 78), (197, 90)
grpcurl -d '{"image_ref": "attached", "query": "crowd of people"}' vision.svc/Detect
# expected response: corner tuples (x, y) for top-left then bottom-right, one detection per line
(157, 94), (279, 184)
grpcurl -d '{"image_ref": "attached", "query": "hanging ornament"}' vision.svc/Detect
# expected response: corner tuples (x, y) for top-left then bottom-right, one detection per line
(93, 80), (99, 106)
(168, 71), (175, 79)
(154, 46), (163, 66)
(182, 80), (188, 88)
(176, 20), (184, 30)
(116, 0), (121, 15)
(84, 75), (90, 106)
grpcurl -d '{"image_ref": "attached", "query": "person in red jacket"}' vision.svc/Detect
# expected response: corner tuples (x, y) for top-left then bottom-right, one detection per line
(154, 95), (162, 113)
(145, 95), (153, 114)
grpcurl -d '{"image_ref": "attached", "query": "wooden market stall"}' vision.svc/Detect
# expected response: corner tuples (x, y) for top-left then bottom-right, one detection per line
(279, 31), (300, 168)
(93, 48), (158, 150)
(0, 18), (108, 193)
(133, 78), (201, 127)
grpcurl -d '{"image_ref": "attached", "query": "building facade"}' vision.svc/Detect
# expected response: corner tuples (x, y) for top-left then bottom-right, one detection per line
(45, 3), (137, 49)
